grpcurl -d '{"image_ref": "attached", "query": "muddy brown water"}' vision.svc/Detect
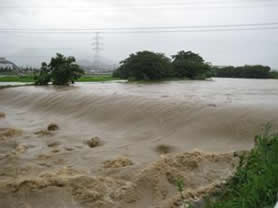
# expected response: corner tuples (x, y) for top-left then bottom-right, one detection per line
(0, 78), (278, 208)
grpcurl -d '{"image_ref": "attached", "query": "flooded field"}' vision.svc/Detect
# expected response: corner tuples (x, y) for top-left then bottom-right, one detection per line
(1, 78), (278, 208)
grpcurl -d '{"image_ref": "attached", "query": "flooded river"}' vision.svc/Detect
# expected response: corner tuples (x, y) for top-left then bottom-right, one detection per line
(0, 78), (278, 208)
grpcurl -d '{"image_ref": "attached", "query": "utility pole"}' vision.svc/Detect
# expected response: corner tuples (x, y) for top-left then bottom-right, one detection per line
(91, 32), (103, 70)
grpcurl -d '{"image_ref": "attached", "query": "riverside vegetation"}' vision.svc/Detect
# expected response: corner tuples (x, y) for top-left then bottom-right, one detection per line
(112, 50), (277, 81)
(34, 53), (85, 85)
(203, 126), (278, 208)
(1, 51), (277, 84)
(175, 126), (278, 208)
(113, 50), (213, 81)
(213, 65), (278, 79)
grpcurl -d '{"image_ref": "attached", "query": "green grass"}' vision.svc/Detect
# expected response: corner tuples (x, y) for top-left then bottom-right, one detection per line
(0, 75), (121, 83)
(78, 75), (120, 82)
(206, 125), (278, 208)
(0, 75), (34, 82)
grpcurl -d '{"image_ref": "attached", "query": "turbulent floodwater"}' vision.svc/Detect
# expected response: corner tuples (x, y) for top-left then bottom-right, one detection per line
(0, 78), (278, 208)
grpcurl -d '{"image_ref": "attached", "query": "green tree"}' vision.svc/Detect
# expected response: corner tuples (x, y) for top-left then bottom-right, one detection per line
(172, 51), (212, 79)
(35, 53), (84, 85)
(113, 51), (173, 81)
(270, 70), (278, 79)
(34, 62), (51, 85)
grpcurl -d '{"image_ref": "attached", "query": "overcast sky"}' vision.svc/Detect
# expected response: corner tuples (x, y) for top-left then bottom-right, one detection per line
(0, 0), (278, 69)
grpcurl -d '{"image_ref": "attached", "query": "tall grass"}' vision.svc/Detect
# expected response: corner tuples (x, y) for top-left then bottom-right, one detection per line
(207, 125), (278, 208)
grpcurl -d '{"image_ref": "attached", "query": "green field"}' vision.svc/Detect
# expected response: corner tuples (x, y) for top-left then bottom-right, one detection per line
(0, 75), (34, 82)
(0, 75), (120, 83)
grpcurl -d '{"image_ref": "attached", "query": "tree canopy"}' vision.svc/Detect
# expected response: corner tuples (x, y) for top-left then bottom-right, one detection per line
(113, 50), (212, 81)
(35, 53), (84, 85)
(113, 51), (173, 81)
(172, 50), (212, 79)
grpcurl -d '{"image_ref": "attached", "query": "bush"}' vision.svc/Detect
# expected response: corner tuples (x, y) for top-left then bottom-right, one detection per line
(35, 53), (84, 85)
(113, 51), (173, 81)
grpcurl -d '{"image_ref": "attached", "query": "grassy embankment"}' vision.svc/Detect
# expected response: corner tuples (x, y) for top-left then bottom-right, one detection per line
(0, 75), (34, 82)
(206, 125), (278, 208)
(79, 75), (119, 82)
(0, 75), (119, 83)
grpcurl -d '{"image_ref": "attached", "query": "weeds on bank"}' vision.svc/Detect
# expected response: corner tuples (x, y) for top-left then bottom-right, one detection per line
(207, 124), (278, 208)
(176, 178), (193, 208)
(175, 124), (278, 208)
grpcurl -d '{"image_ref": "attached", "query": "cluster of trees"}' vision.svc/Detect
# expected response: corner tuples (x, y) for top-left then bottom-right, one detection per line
(113, 50), (212, 81)
(33, 52), (278, 86)
(0, 67), (14, 73)
(35, 53), (84, 85)
(0, 66), (39, 74)
(213, 65), (277, 79)
(19, 67), (40, 74)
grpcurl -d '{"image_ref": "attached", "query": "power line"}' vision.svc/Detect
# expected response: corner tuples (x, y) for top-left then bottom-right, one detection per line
(0, 5), (277, 10)
(0, 0), (277, 9)
(0, 27), (277, 36)
(1, 22), (278, 31)
(0, 25), (278, 35)
(5, 55), (51, 58)
(0, 28), (278, 34)
(1, 0), (277, 6)
(73, 27), (278, 34)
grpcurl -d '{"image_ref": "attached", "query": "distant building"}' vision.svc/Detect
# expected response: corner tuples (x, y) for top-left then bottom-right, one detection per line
(0, 57), (18, 70)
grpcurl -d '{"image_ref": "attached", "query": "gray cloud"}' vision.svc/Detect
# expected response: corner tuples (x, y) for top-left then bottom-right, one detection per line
(0, 0), (277, 69)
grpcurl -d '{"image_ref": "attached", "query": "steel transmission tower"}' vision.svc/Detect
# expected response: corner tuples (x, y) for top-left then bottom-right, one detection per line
(91, 32), (103, 69)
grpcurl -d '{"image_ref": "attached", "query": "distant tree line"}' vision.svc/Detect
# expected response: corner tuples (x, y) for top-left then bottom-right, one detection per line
(113, 50), (213, 81)
(213, 65), (278, 79)
(270, 70), (278, 79)
(113, 50), (278, 81)
(19, 67), (40, 74)
(0, 66), (39, 74)
(0, 67), (14, 73)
